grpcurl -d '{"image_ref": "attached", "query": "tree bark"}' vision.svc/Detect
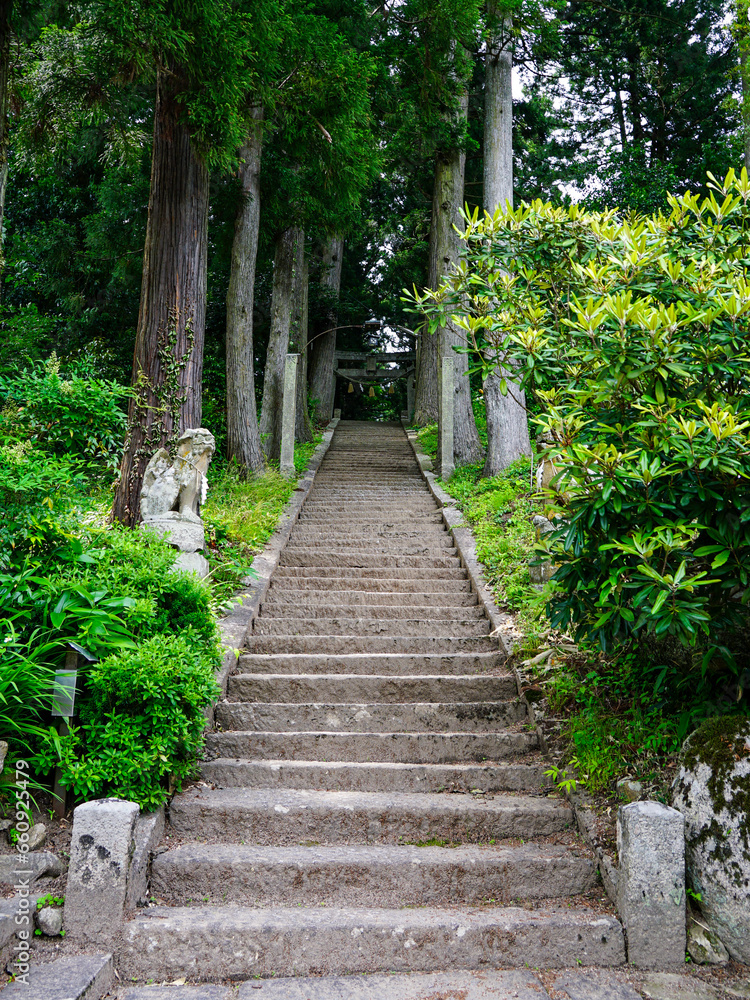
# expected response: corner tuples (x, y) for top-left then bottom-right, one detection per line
(0, 0), (12, 279)
(291, 228), (313, 442)
(226, 106), (264, 474)
(483, 10), (531, 478)
(113, 69), (209, 525)
(431, 93), (483, 469)
(308, 234), (343, 424)
(259, 226), (298, 461)
(739, 7), (750, 173)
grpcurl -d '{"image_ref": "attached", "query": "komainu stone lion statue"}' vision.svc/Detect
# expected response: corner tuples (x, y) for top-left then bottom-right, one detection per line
(140, 428), (216, 577)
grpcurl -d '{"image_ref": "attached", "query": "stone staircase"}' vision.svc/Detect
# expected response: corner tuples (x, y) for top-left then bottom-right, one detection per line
(119, 420), (625, 983)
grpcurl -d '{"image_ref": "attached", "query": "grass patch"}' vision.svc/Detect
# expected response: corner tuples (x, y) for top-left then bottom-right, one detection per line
(203, 435), (322, 603)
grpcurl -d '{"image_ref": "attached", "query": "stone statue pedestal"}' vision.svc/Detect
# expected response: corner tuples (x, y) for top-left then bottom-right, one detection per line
(139, 429), (216, 579)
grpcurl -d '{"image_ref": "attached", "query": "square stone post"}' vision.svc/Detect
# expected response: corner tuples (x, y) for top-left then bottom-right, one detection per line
(65, 798), (139, 948)
(617, 801), (686, 968)
(406, 372), (415, 423)
(280, 353), (299, 476)
(440, 355), (454, 480)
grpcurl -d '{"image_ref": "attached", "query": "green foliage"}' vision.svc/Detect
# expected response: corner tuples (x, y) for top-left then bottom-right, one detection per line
(0, 441), (87, 557)
(445, 457), (538, 614)
(34, 633), (219, 810)
(416, 427), (545, 640)
(0, 626), (56, 754)
(54, 527), (218, 651)
(0, 355), (128, 469)
(540, 646), (690, 794)
(413, 169), (750, 700)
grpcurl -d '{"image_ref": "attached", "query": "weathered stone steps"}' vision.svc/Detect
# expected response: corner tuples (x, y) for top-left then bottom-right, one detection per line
(119, 904), (625, 980)
(252, 618), (490, 637)
(259, 603), (485, 619)
(214, 699), (526, 733)
(168, 787), (571, 843)
(264, 590), (479, 607)
(226, 673), (517, 702)
(205, 729), (538, 763)
(273, 565), (469, 580)
(243, 635), (499, 654)
(199, 758), (549, 793)
(141, 421), (619, 986)
(151, 842), (597, 907)
(277, 552), (461, 568)
(236, 651), (507, 675)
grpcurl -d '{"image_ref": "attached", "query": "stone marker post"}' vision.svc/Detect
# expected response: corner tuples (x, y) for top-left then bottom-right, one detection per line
(65, 798), (139, 947)
(280, 353), (299, 476)
(407, 372), (415, 423)
(617, 801), (686, 968)
(440, 355), (455, 479)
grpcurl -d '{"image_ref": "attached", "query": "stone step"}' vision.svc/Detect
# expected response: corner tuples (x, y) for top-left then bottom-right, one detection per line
(168, 787), (573, 844)
(297, 513), (445, 524)
(312, 479), (425, 486)
(200, 758), (549, 794)
(252, 618), (491, 639)
(283, 542), (458, 555)
(236, 651), (507, 675)
(259, 603), (485, 619)
(278, 552), (461, 568)
(268, 579), (472, 594)
(243, 635), (499, 654)
(273, 566), (468, 580)
(309, 487), (429, 495)
(205, 729), (538, 763)
(265, 589), (477, 606)
(0, 953), (113, 1000)
(214, 699), (526, 734)
(252, 618), (490, 637)
(290, 529), (452, 543)
(120, 904), (625, 980)
(298, 504), (439, 516)
(227, 673), (517, 703)
(152, 842), (597, 908)
(226, 970), (591, 1000)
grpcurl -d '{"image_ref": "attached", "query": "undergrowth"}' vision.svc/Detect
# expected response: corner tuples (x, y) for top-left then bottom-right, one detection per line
(413, 418), (715, 799)
(203, 434), (322, 604)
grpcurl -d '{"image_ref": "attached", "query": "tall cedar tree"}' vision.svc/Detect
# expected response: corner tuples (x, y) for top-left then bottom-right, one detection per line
(482, 2), (531, 474)
(554, 0), (736, 203)
(89, 0), (262, 524)
(258, 9), (374, 461)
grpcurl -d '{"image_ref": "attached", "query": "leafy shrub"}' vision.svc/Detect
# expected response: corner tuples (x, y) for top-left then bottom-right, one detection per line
(34, 633), (219, 810)
(54, 527), (219, 651)
(0, 626), (56, 754)
(0, 441), (87, 558)
(0, 354), (128, 470)
(414, 168), (750, 700)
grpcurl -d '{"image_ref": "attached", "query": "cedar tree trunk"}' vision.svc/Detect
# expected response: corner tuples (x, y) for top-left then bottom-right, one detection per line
(0, 0), (12, 276)
(431, 90), (483, 468)
(113, 70), (209, 526)
(259, 226), (298, 461)
(482, 12), (531, 477)
(308, 233), (343, 424)
(291, 228), (313, 443)
(226, 106), (264, 474)
(740, 13), (750, 173)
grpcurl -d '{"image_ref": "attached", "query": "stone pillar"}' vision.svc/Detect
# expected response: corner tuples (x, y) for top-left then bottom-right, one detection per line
(280, 353), (299, 476)
(65, 798), (139, 948)
(617, 801), (686, 968)
(407, 372), (415, 423)
(440, 355), (454, 479)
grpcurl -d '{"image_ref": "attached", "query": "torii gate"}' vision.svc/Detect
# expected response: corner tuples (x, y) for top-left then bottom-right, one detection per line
(332, 350), (416, 418)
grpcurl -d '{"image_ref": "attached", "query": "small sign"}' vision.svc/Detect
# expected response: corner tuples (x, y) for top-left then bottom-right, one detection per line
(51, 670), (77, 718)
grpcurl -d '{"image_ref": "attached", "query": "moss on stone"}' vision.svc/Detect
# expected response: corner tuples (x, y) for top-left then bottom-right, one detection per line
(676, 715), (750, 885)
